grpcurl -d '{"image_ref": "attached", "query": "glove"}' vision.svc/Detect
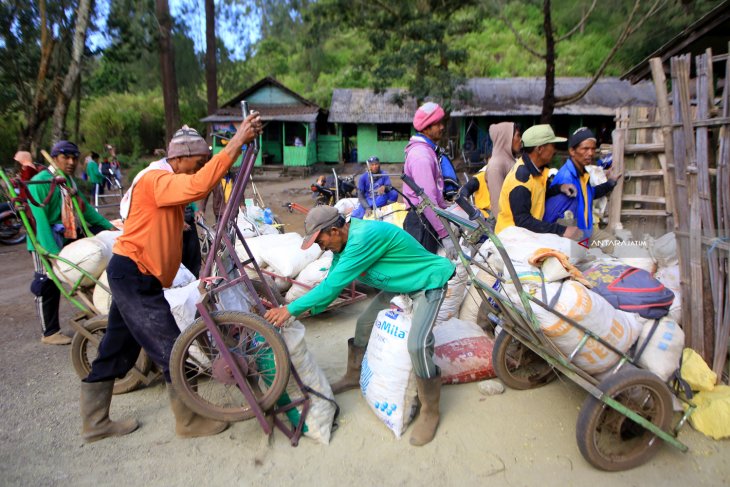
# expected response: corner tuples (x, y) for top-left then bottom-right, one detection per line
(441, 237), (458, 261)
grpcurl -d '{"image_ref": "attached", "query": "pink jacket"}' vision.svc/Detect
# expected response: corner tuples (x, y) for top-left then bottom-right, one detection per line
(403, 135), (448, 239)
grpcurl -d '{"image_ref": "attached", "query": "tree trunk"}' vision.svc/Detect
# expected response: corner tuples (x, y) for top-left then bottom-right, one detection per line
(540, 0), (555, 124)
(205, 0), (217, 117)
(156, 0), (181, 145)
(18, 0), (55, 151)
(51, 0), (92, 143)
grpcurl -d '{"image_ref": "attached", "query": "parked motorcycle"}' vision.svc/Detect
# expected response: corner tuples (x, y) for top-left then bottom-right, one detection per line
(310, 169), (357, 206)
(0, 201), (25, 245)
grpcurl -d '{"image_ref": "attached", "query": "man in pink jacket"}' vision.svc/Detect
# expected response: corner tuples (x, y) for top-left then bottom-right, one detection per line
(402, 102), (457, 260)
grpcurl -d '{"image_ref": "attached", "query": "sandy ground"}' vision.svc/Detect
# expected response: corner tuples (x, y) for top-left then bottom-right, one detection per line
(1, 168), (729, 486)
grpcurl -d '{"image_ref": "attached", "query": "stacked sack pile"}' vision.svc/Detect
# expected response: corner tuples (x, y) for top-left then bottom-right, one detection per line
(476, 225), (687, 381)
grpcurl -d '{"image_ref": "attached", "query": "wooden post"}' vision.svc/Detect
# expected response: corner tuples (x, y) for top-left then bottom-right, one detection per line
(673, 54), (706, 360)
(608, 107), (627, 232)
(650, 58), (677, 232)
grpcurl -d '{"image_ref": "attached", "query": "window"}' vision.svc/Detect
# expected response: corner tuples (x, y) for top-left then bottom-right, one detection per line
(377, 124), (411, 142)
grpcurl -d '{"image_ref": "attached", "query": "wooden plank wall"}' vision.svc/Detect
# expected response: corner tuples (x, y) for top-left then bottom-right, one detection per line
(613, 48), (730, 382)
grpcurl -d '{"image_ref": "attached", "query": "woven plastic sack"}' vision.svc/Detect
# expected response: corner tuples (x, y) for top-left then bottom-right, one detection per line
(433, 318), (495, 384)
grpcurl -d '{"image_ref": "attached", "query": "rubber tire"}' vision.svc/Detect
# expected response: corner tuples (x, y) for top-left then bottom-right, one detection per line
(492, 331), (556, 390)
(70, 316), (152, 395)
(576, 369), (673, 471)
(0, 213), (25, 245)
(169, 311), (291, 422)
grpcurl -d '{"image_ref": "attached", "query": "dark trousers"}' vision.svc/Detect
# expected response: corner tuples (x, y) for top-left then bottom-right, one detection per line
(31, 252), (61, 337)
(85, 254), (181, 383)
(403, 209), (439, 254)
(181, 226), (201, 279)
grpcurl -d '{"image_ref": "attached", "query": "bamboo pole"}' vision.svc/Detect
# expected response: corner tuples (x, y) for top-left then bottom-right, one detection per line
(649, 57), (677, 232)
(673, 54), (706, 360)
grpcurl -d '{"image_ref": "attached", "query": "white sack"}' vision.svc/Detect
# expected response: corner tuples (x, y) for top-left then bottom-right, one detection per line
(280, 320), (337, 444)
(285, 251), (333, 303)
(433, 318), (495, 384)
(55, 237), (111, 286)
(236, 232), (302, 267)
(634, 317), (684, 381)
(648, 232), (679, 268)
(613, 244), (655, 274)
(655, 265), (682, 324)
(334, 198), (359, 216)
(436, 262), (469, 324)
(92, 270), (112, 314)
(458, 268), (495, 324)
(171, 264), (196, 288)
(165, 279), (202, 331)
(360, 296), (417, 438)
(260, 241), (322, 279)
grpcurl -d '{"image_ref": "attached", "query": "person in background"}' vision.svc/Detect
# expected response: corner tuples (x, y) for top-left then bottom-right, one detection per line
(486, 122), (522, 216)
(13, 151), (42, 197)
(351, 156), (398, 219)
(181, 201), (202, 278)
(85, 152), (104, 201)
(402, 102), (457, 259)
(495, 124), (581, 238)
(544, 127), (621, 239)
(27, 141), (116, 345)
(264, 206), (455, 446)
(101, 157), (112, 190)
(79, 116), (261, 443)
(458, 122), (522, 218)
(294, 136), (304, 147)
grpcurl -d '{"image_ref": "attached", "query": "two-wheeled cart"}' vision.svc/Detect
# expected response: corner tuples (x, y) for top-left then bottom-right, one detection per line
(401, 174), (694, 471)
(0, 167), (157, 394)
(168, 102), (335, 445)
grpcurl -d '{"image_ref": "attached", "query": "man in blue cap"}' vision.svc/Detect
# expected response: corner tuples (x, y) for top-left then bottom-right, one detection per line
(544, 127), (621, 238)
(351, 155), (398, 219)
(27, 140), (116, 345)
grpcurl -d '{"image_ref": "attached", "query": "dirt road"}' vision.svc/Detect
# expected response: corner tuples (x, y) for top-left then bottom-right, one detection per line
(1, 170), (728, 486)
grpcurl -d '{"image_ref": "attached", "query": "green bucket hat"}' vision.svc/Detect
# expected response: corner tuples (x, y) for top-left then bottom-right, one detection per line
(522, 124), (567, 148)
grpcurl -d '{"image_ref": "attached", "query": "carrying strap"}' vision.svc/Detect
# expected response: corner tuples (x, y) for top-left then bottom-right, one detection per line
(301, 385), (341, 432)
(671, 350), (694, 400)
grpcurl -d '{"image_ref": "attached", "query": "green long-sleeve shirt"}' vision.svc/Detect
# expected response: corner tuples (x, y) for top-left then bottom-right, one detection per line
(26, 170), (114, 254)
(287, 218), (455, 316)
(86, 160), (104, 184)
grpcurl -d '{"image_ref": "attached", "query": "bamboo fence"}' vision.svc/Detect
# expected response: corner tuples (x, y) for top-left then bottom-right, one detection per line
(610, 48), (729, 381)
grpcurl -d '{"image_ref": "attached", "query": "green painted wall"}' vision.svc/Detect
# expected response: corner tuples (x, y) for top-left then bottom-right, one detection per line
(356, 124), (410, 163)
(247, 85), (301, 105)
(317, 134), (341, 162)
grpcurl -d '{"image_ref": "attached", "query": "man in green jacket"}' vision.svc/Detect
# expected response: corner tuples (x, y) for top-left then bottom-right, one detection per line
(27, 140), (116, 345)
(85, 151), (105, 201)
(265, 206), (455, 446)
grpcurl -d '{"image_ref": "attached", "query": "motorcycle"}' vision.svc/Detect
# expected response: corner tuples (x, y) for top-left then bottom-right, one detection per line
(0, 201), (26, 245)
(310, 169), (357, 206)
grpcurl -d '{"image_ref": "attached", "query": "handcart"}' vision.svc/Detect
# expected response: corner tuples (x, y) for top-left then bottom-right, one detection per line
(167, 102), (335, 446)
(401, 174), (694, 471)
(0, 166), (157, 394)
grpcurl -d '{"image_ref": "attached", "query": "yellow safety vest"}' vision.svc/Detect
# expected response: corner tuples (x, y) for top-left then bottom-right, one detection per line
(473, 170), (491, 217)
(495, 156), (550, 234)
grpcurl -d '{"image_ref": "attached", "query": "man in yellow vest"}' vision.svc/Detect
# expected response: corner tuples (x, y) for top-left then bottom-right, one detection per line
(495, 124), (581, 238)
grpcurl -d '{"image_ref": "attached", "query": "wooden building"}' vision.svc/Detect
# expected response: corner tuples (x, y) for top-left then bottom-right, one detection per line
(201, 77), (326, 168)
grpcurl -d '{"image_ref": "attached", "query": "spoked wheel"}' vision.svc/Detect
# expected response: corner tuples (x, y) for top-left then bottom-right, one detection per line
(70, 316), (153, 395)
(576, 369), (673, 471)
(169, 311), (291, 422)
(492, 331), (556, 390)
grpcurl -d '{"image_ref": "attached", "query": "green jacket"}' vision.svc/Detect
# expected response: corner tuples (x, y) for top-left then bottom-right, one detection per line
(287, 218), (455, 316)
(86, 160), (104, 184)
(26, 170), (114, 254)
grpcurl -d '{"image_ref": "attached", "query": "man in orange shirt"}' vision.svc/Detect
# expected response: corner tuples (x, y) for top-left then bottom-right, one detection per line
(79, 115), (262, 443)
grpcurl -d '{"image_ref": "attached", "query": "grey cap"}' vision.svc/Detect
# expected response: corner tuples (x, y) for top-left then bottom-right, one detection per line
(167, 125), (209, 159)
(301, 206), (340, 250)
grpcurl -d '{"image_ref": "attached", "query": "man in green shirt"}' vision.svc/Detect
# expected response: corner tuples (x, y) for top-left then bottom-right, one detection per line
(27, 140), (115, 345)
(85, 151), (104, 201)
(265, 206), (455, 446)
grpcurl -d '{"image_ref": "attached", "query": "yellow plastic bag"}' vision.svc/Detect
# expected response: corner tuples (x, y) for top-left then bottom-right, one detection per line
(688, 385), (730, 440)
(681, 348), (717, 392)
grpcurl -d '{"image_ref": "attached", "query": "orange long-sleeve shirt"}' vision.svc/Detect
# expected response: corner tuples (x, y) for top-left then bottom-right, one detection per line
(113, 151), (234, 287)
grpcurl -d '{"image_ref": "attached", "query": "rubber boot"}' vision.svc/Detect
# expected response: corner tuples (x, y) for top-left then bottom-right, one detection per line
(330, 338), (366, 394)
(409, 375), (442, 446)
(80, 381), (139, 443)
(167, 383), (229, 438)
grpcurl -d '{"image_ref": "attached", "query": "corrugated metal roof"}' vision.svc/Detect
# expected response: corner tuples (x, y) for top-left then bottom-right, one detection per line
(201, 105), (320, 123)
(328, 78), (656, 123)
(451, 78), (657, 116)
(328, 88), (417, 124)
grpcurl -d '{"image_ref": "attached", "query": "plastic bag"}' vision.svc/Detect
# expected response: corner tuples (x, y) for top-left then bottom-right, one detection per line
(680, 348), (717, 392)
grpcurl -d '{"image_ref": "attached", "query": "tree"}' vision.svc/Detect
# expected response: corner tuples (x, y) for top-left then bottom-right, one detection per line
(205, 0), (217, 116)
(312, 0), (481, 107)
(155, 0), (181, 144)
(495, 0), (662, 122)
(51, 0), (93, 143)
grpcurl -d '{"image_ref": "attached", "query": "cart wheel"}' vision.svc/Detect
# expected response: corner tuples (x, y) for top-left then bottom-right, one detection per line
(576, 369), (673, 471)
(70, 316), (152, 395)
(250, 275), (285, 307)
(492, 331), (556, 390)
(169, 311), (291, 422)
